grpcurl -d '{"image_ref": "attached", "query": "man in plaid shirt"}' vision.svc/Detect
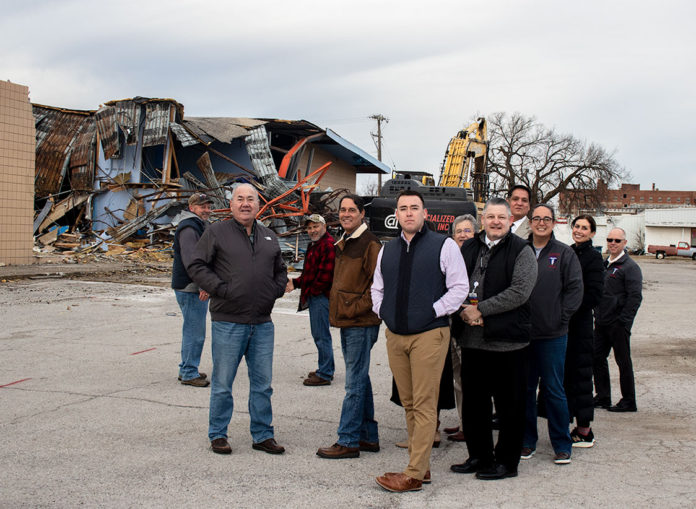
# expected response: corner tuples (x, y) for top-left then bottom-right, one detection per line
(287, 214), (336, 385)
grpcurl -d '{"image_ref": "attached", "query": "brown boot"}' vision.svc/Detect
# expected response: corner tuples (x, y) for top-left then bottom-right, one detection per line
(316, 443), (359, 459)
(376, 473), (423, 492)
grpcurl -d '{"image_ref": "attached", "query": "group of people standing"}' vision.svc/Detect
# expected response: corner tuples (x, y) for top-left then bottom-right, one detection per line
(169, 181), (643, 494)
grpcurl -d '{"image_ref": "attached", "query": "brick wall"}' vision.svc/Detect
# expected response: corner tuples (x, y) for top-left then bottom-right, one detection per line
(0, 81), (35, 265)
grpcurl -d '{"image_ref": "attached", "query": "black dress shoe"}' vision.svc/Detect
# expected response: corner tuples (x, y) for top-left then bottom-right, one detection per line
(593, 396), (611, 409)
(359, 440), (380, 453)
(451, 458), (484, 474)
(252, 438), (285, 454)
(476, 463), (518, 480)
(607, 400), (637, 412)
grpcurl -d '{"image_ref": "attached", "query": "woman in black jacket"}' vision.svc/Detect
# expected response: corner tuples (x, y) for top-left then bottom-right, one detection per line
(566, 214), (605, 447)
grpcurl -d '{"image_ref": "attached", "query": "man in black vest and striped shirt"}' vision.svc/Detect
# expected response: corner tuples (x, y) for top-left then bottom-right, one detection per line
(372, 190), (469, 493)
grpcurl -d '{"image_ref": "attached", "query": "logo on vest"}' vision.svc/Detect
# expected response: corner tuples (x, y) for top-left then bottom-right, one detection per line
(384, 214), (398, 229)
(548, 255), (558, 267)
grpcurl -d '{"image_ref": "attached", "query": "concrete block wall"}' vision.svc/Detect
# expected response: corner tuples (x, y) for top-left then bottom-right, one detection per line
(0, 80), (35, 265)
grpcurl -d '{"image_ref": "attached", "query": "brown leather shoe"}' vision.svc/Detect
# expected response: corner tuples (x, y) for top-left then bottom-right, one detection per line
(210, 438), (232, 454)
(359, 440), (380, 453)
(252, 438), (285, 455)
(316, 443), (359, 459)
(308, 371), (334, 381)
(376, 473), (423, 492)
(178, 372), (207, 381)
(303, 373), (330, 386)
(384, 470), (430, 484)
(181, 375), (210, 387)
(447, 431), (466, 442)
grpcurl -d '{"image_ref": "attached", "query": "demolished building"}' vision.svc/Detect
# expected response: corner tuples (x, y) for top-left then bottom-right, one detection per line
(31, 96), (389, 254)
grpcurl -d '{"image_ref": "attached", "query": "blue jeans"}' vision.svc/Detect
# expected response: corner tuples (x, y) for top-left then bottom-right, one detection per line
(208, 321), (275, 443)
(308, 295), (334, 380)
(175, 290), (208, 381)
(336, 325), (380, 447)
(524, 335), (572, 455)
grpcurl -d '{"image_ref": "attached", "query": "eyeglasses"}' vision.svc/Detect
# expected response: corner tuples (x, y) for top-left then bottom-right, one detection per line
(531, 216), (553, 224)
(455, 228), (473, 234)
(606, 238), (625, 243)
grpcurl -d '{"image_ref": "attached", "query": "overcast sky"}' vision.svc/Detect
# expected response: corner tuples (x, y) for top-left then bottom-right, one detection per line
(3, 0), (695, 192)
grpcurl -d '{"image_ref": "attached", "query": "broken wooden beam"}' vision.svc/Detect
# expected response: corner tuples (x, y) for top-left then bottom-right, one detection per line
(109, 201), (178, 243)
(37, 192), (90, 233)
(196, 152), (228, 208)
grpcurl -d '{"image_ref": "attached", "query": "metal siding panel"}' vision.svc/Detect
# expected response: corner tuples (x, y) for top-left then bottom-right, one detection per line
(70, 120), (96, 191)
(33, 109), (88, 197)
(143, 103), (171, 147)
(113, 100), (141, 145)
(170, 122), (199, 147)
(95, 106), (120, 160)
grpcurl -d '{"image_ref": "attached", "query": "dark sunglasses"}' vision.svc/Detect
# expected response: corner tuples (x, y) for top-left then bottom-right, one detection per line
(606, 238), (624, 243)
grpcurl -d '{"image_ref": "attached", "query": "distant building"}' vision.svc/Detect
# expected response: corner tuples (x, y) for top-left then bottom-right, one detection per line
(560, 179), (696, 216)
(644, 208), (696, 248)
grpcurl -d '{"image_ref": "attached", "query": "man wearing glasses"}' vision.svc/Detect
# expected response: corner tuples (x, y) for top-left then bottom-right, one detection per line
(450, 197), (538, 480)
(593, 227), (643, 413)
(522, 204), (583, 466)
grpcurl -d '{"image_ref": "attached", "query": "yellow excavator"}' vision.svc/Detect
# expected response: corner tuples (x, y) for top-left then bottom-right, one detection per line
(367, 117), (488, 237)
(437, 117), (489, 205)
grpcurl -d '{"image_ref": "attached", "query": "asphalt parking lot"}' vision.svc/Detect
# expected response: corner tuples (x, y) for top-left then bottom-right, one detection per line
(1, 257), (695, 508)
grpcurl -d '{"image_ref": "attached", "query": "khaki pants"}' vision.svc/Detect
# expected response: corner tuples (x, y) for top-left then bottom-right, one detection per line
(386, 326), (450, 480)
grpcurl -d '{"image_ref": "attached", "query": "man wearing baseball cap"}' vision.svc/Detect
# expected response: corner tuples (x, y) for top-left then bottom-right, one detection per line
(172, 193), (213, 387)
(286, 214), (336, 386)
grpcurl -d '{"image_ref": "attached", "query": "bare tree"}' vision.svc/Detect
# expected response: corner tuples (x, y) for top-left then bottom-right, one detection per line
(359, 178), (380, 196)
(487, 112), (630, 210)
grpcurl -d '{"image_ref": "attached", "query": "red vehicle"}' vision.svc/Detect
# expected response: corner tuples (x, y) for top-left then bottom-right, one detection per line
(647, 241), (696, 260)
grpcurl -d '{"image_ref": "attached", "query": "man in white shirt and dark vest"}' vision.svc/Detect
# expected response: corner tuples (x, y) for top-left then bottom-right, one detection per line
(371, 190), (469, 493)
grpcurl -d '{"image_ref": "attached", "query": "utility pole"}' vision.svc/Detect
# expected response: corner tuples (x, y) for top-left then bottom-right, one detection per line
(370, 114), (389, 194)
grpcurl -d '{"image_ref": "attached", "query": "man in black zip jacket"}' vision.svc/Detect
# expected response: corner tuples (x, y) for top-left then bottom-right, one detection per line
(522, 204), (583, 466)
(593, 227), (643, 413)
(187, 183), (288, 456)
(172, 193), (213, 387)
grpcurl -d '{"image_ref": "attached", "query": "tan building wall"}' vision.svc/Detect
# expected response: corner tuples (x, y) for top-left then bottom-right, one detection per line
(0, 81), (35, 265)
(298, 146), (358, 192)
